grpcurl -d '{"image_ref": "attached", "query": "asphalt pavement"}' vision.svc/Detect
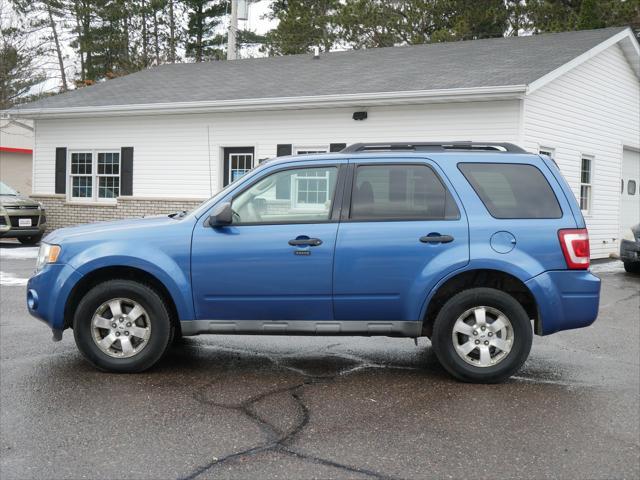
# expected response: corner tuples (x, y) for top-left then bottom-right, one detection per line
(1, 240), (638, 480)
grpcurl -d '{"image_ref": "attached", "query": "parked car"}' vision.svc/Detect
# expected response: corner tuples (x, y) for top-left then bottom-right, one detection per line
(0, 181), (46, 244)
(26, 142), (601, 383)
(620, 223), (640, 273)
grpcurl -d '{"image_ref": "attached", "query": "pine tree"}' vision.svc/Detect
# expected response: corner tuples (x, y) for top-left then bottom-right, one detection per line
(185, 0), (229, 62)
(0, 19), (47, 108)
(265, 0), (338, 55)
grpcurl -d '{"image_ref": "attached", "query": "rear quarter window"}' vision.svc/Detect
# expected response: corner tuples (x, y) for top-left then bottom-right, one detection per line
(458, 163), (562, 219)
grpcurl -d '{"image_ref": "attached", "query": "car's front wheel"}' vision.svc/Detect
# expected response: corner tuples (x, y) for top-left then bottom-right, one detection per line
(431, 288), (533, 383)
(73, 280), (173, 372)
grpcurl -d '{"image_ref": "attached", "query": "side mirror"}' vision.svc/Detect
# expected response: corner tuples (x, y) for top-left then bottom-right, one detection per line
(206, 202), (233, 227)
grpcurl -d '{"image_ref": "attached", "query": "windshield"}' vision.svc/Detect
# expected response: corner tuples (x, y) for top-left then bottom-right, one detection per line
(0, 181), (18, 196)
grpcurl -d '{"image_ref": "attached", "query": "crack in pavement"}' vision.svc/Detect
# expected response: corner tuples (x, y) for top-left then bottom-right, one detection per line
(178, 344), (407, 480)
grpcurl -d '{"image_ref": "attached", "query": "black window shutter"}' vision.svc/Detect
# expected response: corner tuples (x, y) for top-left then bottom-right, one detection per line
(330, 143), (347, 152)
(121, 147), (134, 196)
(55, 147), (66, 194)
(275, 144), (292, 199)
(276, 144), (292, 157)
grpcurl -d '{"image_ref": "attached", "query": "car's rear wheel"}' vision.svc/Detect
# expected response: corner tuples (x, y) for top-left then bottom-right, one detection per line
(73, 280), (173, 372)
(431, 288), (532, 383)
(18, 234), (42, 245)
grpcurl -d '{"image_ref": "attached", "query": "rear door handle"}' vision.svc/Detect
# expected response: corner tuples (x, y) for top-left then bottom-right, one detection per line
(420, 234), (454, 244)
(288, 238), (323, 247)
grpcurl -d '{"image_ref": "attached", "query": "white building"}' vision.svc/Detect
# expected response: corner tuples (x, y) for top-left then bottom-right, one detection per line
(0, 118), (34, 194)
(6, 27), (640, 258)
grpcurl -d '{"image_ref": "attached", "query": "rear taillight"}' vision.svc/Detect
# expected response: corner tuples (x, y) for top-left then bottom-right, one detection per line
(558, 229), (590, 270)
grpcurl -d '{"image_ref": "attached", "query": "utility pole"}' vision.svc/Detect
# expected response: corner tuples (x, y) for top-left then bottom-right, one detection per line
(227, 0), (238, 60)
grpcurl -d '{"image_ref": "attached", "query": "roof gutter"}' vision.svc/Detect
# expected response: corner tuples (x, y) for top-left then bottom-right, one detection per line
(6, 85), (527, 119)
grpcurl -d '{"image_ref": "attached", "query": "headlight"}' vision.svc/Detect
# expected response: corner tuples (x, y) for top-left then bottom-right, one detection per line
(622, 228), (636, 241)
(35, 243), (61, 272)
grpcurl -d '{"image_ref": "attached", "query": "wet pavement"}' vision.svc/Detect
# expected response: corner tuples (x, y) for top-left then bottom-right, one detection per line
(1, 241), (639, 479)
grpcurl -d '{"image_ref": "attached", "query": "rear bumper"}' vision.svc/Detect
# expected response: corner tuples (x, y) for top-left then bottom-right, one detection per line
(526, 270), (601, 335)
(620, 239), (640, 263)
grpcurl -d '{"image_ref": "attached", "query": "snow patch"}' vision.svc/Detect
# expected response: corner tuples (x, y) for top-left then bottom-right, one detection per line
(590, 261), (625, 274)
(0, 271), (29, 286)
(0, 247), (38, 260)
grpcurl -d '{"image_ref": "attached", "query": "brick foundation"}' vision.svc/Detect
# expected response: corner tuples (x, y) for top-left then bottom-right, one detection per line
(31, 195), (206, 232)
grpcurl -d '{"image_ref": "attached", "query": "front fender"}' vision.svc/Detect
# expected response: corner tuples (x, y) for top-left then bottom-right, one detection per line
(68, 242), (194, 322)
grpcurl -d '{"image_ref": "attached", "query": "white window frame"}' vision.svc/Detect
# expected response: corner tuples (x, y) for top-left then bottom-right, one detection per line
(294, 145), (329, 155)
(580, 155), (594, 214)
(67, 149), (121, 203)
(227, 152), (254, 185)
(291, 170), (332, 211)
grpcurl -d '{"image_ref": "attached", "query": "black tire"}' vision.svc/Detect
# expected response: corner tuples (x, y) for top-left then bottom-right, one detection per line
(18, 234), (43, 245)
(73, 279), (173, 373)
(431, 287), (533, 383)
(623, 261), (640, 274)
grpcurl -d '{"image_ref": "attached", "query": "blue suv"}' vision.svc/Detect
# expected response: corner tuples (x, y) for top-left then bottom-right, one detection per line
(27, 142), (601, 383)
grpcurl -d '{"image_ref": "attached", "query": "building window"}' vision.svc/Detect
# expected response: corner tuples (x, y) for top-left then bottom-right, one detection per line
(292, 170), (331, 210)
(228, 153), (253, 184)
(629, 180), (637, 196)
(97, 152), (120, 198)
(69, 150), (120, 201)
(580, 156), (593, 212)
(294, 146), (328, 155)
(70, 152), (93, 198)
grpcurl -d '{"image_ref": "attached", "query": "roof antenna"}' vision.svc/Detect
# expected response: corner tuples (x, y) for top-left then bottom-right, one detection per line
(313, 46), (320, 59)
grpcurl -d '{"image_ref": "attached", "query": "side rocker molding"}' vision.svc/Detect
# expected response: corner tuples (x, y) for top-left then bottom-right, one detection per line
(181, 320), (422, 337)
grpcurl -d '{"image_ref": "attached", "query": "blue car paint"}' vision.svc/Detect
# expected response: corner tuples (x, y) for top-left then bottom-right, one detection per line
(27, 150), (600, 339)
(333, 157), (470, 321)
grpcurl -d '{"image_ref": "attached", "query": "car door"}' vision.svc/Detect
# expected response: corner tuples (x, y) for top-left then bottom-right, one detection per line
(333, 159), (469, 322)
(191, 161), (346, 321)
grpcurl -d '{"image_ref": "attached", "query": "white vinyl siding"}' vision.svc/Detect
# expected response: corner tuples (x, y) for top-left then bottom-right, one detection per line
(523, 43), (640, 258)
(32, 100), (521, 199)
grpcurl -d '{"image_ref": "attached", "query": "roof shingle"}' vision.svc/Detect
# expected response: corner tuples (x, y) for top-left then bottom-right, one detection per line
(15, 27), (628, 111)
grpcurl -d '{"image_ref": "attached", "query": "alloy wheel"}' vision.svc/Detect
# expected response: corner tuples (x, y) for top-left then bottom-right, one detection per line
(451, 306), (514, 367)
(91, 298), (151, 358)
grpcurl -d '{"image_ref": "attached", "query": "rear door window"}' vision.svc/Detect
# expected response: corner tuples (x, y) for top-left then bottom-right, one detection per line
(350, 164), (460, 220)
(458, 163), (562, 219)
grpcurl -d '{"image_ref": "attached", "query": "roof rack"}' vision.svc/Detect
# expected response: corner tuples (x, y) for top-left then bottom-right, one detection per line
(341, 142), (527, 154)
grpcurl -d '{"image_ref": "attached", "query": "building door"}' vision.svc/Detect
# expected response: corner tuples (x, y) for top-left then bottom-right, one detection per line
(620, 148), (640, 238)
(223, 147), (254, 187)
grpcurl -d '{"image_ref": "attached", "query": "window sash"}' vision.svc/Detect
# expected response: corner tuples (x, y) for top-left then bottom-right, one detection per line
(580, 156), (593, 212)
(228, 153), (254, 184)
(292, 171), (331, 210)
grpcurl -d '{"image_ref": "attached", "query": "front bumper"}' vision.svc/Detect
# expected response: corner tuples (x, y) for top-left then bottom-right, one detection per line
(26, 263), (82, 337)
(620, 239), (640, 263)
(0, 209), (46, 238)
(525, 270), (601, 335)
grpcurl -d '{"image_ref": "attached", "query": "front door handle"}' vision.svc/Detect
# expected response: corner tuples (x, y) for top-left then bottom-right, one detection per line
(420, 234), (454, 244)
(288, 237), (323, 247)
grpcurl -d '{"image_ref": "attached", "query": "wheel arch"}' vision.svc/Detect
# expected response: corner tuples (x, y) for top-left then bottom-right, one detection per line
(63, 265), (182, 334)
(421, 268), (539, 338)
